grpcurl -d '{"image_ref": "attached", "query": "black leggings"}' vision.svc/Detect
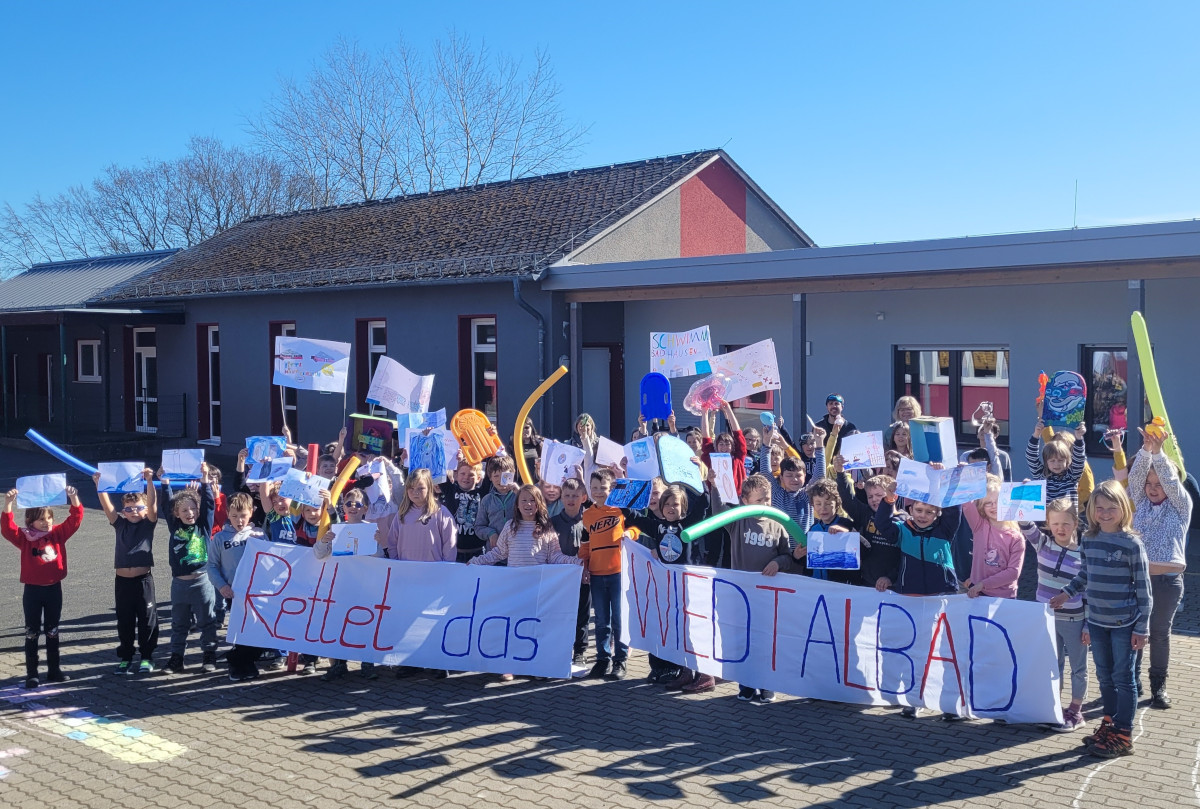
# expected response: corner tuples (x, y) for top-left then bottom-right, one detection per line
(23, 582), (63, 678)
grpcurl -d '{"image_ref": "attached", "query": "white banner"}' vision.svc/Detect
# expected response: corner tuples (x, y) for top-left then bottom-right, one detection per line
(620, 539), (1062, 723)
(366, 356), (434, 414)
(228, 539), (581, 677)
(273, 336), (351, 393)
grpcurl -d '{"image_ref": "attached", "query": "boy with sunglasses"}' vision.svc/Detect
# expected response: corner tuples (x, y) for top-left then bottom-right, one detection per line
(94, 468), (161, 675)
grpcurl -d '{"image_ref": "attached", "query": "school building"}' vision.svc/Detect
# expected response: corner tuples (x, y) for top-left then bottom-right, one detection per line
(547, 219), (1200, 475)
(1, 146), (1196, 477)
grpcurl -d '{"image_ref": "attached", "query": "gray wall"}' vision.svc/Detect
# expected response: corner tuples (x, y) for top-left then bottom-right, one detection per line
(619, 277), (1200, 479)
(153, 281), (556, 461)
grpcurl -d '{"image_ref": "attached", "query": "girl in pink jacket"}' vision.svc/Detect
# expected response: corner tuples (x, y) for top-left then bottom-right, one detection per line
(963, 474), (1025, 599)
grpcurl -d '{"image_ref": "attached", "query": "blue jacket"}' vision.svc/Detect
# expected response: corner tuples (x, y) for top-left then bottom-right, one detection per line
(873, 498), (962, 596)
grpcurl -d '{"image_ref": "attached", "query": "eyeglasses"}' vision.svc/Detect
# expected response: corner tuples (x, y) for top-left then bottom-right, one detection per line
(343, 501), (366, 509)
(122, 505), (147, 513)
(799, 434), (814, 443)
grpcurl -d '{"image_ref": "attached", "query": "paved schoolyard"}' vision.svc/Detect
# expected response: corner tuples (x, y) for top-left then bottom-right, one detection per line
(1, 508), (1198, 807)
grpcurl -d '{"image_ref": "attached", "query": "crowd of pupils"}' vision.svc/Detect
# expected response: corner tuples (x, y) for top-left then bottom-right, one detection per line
(3, 392), (1191, 761)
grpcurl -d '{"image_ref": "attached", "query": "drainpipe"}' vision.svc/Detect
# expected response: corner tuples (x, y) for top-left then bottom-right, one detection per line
(513, 275), (547, 432)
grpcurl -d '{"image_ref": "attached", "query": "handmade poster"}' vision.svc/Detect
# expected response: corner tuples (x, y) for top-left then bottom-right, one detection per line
(246, 458), (294, 484)
(229, 538), (581, 677)
(97, 462), (146, 494)
(161, 449), (204, 481)
(395, 409), (447, 432)
(998, 481), (1047, 522)
(639, 373), (672, 422)
(839, 431), (886, 471)
(450, 410), (503, 465)
(710, 453), (739, 506)
(650, 325), (713, 378)
(806, 531), (861, 570)
(345, 413), (398, 457)
(407, 428), (449, 479)
(273, 336), (351, 394)
(895, 459), (988, 508)
(245, 436), (287, 463)
(694, 339), (781, 402)
(623, 436), (660, 481)
(278, 468), (330, 508)
(620, 539), (1062, 723)
(910, 417), (958, 465)
(539, 440), (587, 487)
(328, 523), (380, 557)
(595, 435), (625, 469)
(15, 473), (68, 508)
(606, 479), (652, 510)
(1040, 370), (1087, 430)
(361, 459), (398, 522)
(655, 434), (703, 494)
(365, 356), (434, 414)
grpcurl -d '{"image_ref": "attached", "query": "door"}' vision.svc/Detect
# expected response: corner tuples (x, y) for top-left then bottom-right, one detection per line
(133, 327), (157, 433)
(38, 354), (52, 422)
(581, 343), (624, 440)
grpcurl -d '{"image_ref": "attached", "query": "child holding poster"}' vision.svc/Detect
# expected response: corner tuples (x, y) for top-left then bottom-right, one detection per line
(1020, 498), (1088, 732)
(1051, 481), (1151, 758)
(758, 424), (826, 543)
(313, 487), (379, 682)
(94, 468), (160, 675)
(961, 475), (1025, 600)
(1026, 419), (1087, 507)
(3, 485), (84, 688)
(802, 479), (858, 585)
(162, 477), (218, 676)
(831, 455), (899, 592)
(700, 403), (748, 496)
(475, 456), (519, 548)
(580, 468), (640, 681)
(441, 459), (486, 564)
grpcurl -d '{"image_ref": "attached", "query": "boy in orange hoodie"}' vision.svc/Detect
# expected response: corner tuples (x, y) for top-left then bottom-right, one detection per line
(579, 468), (640, 680)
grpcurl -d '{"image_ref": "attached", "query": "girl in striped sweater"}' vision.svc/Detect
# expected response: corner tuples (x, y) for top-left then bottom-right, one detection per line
(1021, 498), (1087, 732)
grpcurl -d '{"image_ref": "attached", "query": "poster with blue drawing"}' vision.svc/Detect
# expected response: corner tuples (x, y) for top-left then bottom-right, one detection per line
(806, 531), (861, 570)
(246, 458), (294, 484)
(97, 462), (146, 494)
(161, 449), (204, 481)
(365, 356), (434, 414)
(246, 436), (287, 463)
(655, 434), (703, 494)
(896, 459), (988, 508)
(407, 428), (448, 479)
(278, 468), (330, 508)
(329, 523), (380, 557)
(998, 481), (1047, 521)
(623, 437), (660, 481)
(605, 479), (652, 510)
(273, 336), (351, 393)
(15, 473), (68, 508)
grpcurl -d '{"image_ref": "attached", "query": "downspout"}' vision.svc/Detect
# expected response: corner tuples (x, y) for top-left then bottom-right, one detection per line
(513, 274), (547, 432)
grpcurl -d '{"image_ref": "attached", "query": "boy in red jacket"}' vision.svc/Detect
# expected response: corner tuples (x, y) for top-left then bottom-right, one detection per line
(3, 486), (84, 688)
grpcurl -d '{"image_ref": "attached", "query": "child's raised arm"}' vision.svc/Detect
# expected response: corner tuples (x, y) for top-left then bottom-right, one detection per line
(93, 472), (119, 525)
(51, 487), (84, 542)
(1068, 425), (1087, 483)
(1, 490), (19, 546)
(143, 469), (158, 522)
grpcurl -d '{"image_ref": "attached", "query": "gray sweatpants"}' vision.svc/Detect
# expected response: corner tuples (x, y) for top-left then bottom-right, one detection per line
(170, 574), (217, 657)
(1056, 615), (1088, 703)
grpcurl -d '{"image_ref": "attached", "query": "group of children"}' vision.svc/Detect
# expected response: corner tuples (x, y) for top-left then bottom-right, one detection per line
(3, 391), (1188, 761)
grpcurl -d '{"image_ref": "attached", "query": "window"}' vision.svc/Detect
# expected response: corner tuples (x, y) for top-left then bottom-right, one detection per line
(76, 340), (101, 383)
(895, 347), (1010, 446)
(202, 325), (221, 440)
(466, 317), (497, 421)
(270, 322), (298, 436)
(132, 327), (157, 433)
(356, 319), (387, 415)
(1082, 345), (1128, 456)
(6, 353), (17, 419)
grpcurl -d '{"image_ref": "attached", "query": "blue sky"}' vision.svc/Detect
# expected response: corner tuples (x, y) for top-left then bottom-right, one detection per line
(2, 2), (1198, 247)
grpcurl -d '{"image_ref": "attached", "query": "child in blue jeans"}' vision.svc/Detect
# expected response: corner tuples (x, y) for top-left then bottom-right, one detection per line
(1051, 480), (1151, 758)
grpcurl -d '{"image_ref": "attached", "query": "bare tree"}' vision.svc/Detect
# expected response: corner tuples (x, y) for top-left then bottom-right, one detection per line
(253, 33), (586, 203)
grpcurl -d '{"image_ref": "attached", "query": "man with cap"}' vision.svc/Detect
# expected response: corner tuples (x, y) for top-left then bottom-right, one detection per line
(815, 394), (857, 455)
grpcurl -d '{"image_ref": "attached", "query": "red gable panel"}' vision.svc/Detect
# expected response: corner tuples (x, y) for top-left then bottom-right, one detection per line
(680, 159), (747, 257)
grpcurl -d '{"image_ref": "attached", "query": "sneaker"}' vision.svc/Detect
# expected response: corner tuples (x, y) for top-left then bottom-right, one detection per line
(229, 670), (247, 683)
(114, 660), (134, 676)
(322, 662), (348, 682)
(650, 668), (680, 684)
(1083, 717), (1113, 747)
(499, 673), (514, 682)
(201, 652), (217, 674)
(900, 706), (918, 719)
(737, 686), (758, 702)
(571, 652), (587, 666)
(300, 661), (317, 676)
(755, 690), (777, 704)
(1151, 689), (1173, 710)
(682, 673), (716, 693)
(1089, 730), (1133, 758)
(1050, 706), (1085, 733)
(45, 672), (71, 684)
(138, 659), (157, 675)
(242, 668), (259, 682)
(262, 656), (283, 672)
(22, 677), (39, 690)
(163, 654), (184, 675)
(941, 712), (967, 722)
(587, 660), (611, 679)
(607, 661), (627, 681)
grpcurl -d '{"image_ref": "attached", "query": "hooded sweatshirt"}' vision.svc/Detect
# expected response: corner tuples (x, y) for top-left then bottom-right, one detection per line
(2, 504), (84, 585)
(207, 525), (265, 593)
